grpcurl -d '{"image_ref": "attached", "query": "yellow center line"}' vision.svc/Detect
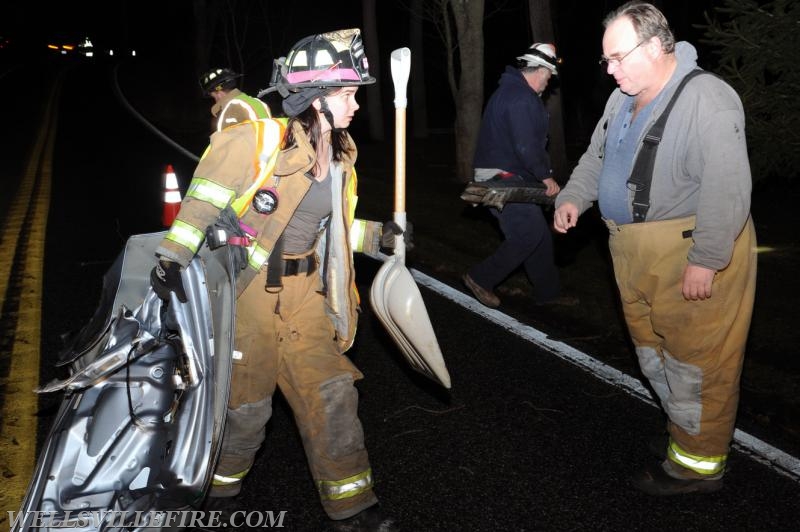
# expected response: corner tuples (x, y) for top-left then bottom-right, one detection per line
(0, 79), (59, 516)
(0, 87), (56, 305)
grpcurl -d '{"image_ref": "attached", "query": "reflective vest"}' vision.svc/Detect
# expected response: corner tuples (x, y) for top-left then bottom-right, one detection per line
(213, 89), (272, 131)
(159, 118), (285, 273)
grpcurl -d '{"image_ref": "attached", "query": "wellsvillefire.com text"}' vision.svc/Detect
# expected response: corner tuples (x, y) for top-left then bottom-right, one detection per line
(6, 509), (288, 529)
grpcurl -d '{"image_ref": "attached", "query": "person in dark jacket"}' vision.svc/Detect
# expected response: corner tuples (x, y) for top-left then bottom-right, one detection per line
(463, 43), (569, 308)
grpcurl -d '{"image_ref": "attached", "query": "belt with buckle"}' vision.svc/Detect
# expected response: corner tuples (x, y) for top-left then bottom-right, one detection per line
(283, 255), (317, 276)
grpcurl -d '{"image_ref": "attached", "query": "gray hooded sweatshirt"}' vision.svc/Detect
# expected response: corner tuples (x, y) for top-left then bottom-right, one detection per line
(556, 42), (752, 271)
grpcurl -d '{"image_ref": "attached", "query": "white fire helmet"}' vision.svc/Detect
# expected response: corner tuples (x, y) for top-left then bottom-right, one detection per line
(517, 43), (560, 75)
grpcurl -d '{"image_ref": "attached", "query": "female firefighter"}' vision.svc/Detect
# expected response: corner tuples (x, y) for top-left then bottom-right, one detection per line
(151, 29), (400, 531)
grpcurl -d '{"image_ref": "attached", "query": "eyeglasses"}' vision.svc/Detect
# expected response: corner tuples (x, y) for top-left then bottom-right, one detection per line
(599, 40), (646, 68)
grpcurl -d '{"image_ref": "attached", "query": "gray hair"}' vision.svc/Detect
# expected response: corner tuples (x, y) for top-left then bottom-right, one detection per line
(603, 1), (675, 54)
(517, 62), (547, 75)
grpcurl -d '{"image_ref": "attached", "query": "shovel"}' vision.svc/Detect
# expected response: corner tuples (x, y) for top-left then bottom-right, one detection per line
(369, 47), (451, 389)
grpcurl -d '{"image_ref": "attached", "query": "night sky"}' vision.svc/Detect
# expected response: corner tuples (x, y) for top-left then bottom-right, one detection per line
(3, 0), (724, 131)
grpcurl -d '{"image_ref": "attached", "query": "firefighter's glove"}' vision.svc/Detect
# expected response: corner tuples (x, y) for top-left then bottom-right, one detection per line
(460, 180), (556, 210)
(380, 221), (414, 252)
(150, 260), (187, 303)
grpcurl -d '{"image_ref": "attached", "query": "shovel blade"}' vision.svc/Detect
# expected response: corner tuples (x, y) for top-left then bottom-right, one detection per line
(370, 259), (451, 388)
(383, 264), (451, 388)
(370, 260), (419, 358)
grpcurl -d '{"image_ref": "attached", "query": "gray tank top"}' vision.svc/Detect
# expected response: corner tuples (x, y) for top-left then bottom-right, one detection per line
(282, 170), (333, 254)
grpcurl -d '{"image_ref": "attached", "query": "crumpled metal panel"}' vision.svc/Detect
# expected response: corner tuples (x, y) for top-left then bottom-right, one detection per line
(13, 232), (236, 531)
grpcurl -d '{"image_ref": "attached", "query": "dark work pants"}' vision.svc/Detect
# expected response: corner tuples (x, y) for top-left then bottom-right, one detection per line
(468, 202), (559, 303)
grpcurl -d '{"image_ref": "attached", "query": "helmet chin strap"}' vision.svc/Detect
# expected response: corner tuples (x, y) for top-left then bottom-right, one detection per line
(319, 96), (347, 132)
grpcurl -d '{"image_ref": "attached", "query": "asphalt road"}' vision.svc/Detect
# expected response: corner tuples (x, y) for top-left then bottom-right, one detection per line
(1, 57), (799, 532)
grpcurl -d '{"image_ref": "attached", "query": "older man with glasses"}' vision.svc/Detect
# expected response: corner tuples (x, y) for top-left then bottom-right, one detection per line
(554, 1), (757, 496)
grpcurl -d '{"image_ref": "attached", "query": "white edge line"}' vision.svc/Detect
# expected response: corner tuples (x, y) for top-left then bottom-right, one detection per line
(408, 267), (800, 483)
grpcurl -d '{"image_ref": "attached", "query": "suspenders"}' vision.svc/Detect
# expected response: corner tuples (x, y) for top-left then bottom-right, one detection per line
(627, 69), (709, 223)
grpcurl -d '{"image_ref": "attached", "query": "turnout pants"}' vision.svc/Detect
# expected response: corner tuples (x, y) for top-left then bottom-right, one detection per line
(211, 262), (377, 520)
(607, 215), (757, 477)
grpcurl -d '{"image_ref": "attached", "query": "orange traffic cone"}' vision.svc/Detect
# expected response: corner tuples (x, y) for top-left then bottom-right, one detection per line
(162, 164), (182, 227)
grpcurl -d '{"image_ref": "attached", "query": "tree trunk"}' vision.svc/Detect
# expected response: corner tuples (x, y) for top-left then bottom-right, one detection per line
(527, 0), (568, 183)
(410, 0), (429, 139)
(449, 0), (485, 182)
(362, 0), (385, 141)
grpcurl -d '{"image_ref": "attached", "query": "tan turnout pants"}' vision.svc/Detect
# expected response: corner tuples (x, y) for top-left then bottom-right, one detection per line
(608, 215), (757, 477)
(211, 260), (377, 520)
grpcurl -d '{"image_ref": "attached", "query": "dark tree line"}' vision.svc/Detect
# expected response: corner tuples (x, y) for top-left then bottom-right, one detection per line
(189, 0), (799, 184)
(700, 0), (800, 183)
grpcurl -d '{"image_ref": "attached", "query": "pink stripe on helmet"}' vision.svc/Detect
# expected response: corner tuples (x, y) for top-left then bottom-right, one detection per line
(286, 67), (361, 84)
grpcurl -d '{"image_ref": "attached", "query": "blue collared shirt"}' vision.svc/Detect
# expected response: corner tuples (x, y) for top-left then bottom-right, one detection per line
(597, 94), (663, 224)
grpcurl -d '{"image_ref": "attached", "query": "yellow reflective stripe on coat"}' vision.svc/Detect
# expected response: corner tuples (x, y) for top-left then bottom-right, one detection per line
(164, 219), (205, 254)
(186, 178), (237, 209)
(667, 440), (726, 476)
(236, 94), (272, 119)
(247, 243), (270, 271)
(212, 469), (249, 486)
(346, 167), (358, 222)
(350, 219), (368, 252)
(346, 168), (361, 307)
(218, 96), (272, 132)
(316, 469), (373, 501)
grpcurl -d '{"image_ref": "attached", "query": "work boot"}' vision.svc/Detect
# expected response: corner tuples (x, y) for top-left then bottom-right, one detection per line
(462, 274), (500, 308)
(631, 461), (723, 496)
(194, 495), (243, 529)
(329, 504), (398, 532)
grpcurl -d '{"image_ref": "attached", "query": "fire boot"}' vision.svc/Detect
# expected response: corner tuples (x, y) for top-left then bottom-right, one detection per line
(192, 496), (243, 530)
(329, 504), (398, 532)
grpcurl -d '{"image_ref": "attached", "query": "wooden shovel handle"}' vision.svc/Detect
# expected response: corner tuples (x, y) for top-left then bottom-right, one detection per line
(395, 107), (406, 214)
(391, 47), (411, 217)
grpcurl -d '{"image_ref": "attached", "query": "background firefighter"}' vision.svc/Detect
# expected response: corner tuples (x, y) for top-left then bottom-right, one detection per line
(462, 42), (568, 309)
(152, 29), (400, 530)
(199, 67), (272, 132)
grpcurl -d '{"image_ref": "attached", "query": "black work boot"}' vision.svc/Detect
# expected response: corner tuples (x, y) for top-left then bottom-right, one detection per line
(462, 273), (500, 308)
(192, 496), (243, 530)
(631, 461), (724, 496)
(329, 504), (399, 532)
